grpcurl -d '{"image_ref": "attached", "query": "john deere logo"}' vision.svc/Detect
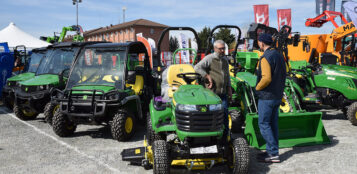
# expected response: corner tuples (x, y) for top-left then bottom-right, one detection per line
(25, 87), (28, 92)
(83, 95), (88, 100)
(201, 106), (207, 112)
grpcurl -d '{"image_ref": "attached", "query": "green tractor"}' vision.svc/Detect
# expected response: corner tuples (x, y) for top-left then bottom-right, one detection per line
(290, 58), (357, 125)
(121, 27), (250, 173)
(14, 42), (99, 121)
(2, 47), (48, 109)
(50, 42), (153, 141)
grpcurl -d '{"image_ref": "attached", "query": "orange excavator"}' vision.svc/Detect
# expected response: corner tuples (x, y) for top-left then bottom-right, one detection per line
(288, 11), (357, 66)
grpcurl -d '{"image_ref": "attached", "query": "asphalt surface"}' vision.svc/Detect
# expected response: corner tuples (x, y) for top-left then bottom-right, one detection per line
(0, 105), (356, 174)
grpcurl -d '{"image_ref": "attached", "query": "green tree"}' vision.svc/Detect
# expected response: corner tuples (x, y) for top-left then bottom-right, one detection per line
(198, 26), (211, 50)
(169, 36), (179, 52)
(215, 28), (235, 48)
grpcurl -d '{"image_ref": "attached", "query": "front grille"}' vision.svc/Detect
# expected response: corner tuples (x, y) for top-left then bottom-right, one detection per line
(21, 85), (37, 93)
(175, 110), (224, 132)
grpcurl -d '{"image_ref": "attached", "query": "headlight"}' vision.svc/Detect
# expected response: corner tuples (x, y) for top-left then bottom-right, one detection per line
(39, 85), (45, 90)
(106, 93), (119, 100)
(209, 104), (222, 111)
(176, 104), (197, 111)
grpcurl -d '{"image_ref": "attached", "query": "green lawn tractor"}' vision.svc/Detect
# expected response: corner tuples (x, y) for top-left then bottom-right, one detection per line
(289, 58), (357, 125)
(50, 42), (154, 141)
(14, 42), (100, 121)
(2, 47), (48, 110)
(121, 27), (250, 174)
(231, 51), (330, 149)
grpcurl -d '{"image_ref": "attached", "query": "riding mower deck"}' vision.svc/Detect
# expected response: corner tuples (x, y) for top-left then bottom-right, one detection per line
(121, 27), (250, 174)
(2, 47), (48, 110)
(14, 42), (100, 121)
(50, 42), (153, 141)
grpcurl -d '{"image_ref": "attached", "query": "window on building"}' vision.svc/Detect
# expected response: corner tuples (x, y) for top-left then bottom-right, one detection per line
(150, 28), (154, 35)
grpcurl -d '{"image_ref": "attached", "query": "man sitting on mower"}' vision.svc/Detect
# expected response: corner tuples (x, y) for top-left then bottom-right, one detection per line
(194, 40), (232, 141)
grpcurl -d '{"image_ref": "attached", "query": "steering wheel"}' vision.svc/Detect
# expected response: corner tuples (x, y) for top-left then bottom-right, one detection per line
(177, 73), (201, 85)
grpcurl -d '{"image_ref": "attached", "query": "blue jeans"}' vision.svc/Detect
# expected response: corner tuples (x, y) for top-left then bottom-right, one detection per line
(219, 95), (229, 142)
(258, 99), (281, 156)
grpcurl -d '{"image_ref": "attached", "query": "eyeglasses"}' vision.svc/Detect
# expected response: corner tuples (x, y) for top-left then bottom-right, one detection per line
(216, 47), (225, 50)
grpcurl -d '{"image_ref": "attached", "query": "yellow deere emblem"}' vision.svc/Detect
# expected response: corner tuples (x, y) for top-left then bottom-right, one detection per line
(83, 95), (88, 100)
(201, 107), (207, 112)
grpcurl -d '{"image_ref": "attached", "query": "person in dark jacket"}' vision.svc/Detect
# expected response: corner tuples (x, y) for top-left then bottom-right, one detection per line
(194, 40), (232, 142)
(255, 33), (286, 163)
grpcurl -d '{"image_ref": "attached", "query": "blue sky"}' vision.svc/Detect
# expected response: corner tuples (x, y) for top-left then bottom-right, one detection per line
(0, 0), (345, 38)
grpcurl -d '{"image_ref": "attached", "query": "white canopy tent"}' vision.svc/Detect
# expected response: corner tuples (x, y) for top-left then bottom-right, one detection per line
(0, 22), (51, 50)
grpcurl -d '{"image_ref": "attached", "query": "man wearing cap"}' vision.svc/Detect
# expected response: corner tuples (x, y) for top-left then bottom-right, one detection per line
(255, 33), (286, 163)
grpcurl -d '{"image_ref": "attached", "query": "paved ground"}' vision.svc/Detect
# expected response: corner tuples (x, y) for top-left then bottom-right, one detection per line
(0, 105), (356, 174)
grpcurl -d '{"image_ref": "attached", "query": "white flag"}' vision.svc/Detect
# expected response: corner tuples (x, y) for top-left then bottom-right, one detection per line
(343, 1), (357, 25)
(179, 33), (190, 64)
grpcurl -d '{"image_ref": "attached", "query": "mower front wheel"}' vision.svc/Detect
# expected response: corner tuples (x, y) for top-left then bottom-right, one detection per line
(228, 137), (250, 174)
(44, 102), (60, 125)
(347, 102), (357, 126)
(52, 110), (77, 137)
(147, 113), (165, 145)
(111, 110), (136, 141)
(153, 140), (170, 174)
(13, 104), (39, 120)
(3, 97), (14, 110)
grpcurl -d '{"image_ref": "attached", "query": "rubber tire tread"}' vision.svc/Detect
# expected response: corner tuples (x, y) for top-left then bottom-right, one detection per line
(347, 102), (357, 126)
(13, 104), (38, 120)
(111, 110), (136, 142)
(231, 137), (250, 174)
(147, 112), (165, 145)
(52, 109), (76, 137)
(43, 102), (57, 125)
(153, 140), (170, 174)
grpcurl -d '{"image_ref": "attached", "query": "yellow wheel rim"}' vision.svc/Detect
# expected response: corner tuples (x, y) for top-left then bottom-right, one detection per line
(125, 117), (133, 134)
(280, 98), (290, 113)
(53, 105), (60, 116)
(240, 101), (244, 111)
(22, 109), (36, 117)
(228, 114), (232, 130)
(355, 112), (357, 120)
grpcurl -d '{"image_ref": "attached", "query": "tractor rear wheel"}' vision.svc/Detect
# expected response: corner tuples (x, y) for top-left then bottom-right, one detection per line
(52, 110), (76, 137)
(14, 104), (38, 120)
(111, 110), (136, 141)
(147, 113), (165, 145)
(228, 137), (250, 174)
(229, 109), (244, 133)
(153, 140), (170, 174)
(347, 102), (357, 126)
(44, 102), (60, 125)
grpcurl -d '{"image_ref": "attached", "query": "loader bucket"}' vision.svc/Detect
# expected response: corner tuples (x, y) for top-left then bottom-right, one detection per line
(244, 111), (330, 149)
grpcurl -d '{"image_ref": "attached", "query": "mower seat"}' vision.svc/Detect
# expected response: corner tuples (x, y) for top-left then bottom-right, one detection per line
(165, 64), (196, 98)
(126, 66), (145, 95)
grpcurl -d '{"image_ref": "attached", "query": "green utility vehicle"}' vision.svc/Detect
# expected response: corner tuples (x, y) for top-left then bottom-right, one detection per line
(290, 58), (357, 125)
(2, 47), (48, 109)
(50, 42), (153, 141)
(121, 27), (250, 174)
(14, 42), (100, 121)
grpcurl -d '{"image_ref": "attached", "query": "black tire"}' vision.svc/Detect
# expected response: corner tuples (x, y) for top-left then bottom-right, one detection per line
(13, 104), (39, 120)
(52, 109), (76, 137)
(44, 102), (59, 125)
(342, 107), (348, 119)
(111, 110), (136, 141)
(347, 102), (357, 126)
(3, 97), (14, 110)
(147, 112), (165, 145)
(153, 140), (170, 174)
(230, 109), (244, 133)
(228, 137), (250, 174)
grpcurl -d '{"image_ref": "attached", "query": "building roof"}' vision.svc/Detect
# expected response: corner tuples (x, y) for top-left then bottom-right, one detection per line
(84, 19), (169, 36)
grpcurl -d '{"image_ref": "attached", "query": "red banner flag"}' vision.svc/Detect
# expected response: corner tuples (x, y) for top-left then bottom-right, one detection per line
(254, 4), (269, 26)
(277, 9), (292, 30)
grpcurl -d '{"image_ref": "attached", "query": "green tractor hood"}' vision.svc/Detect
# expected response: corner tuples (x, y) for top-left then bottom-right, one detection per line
(70, 85), (116, 95)
(20, 74), (61, 86)
(7, 72), (36, 82)
(322, 64), (357, 78)
(173, 85), (221, 105)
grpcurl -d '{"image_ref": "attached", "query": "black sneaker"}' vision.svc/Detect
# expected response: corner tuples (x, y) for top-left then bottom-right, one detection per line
(257, 153), (280, 163)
